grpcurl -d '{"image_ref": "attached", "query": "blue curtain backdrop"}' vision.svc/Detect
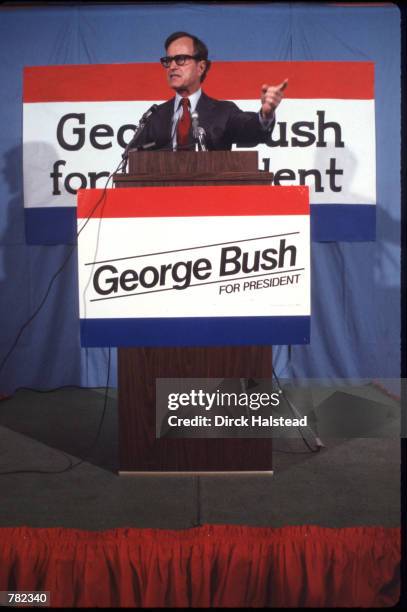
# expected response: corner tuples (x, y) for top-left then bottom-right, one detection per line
(0, 3), (400, 392)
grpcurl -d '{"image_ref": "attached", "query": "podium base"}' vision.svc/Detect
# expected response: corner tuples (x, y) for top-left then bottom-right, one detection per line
(118, 471), (274, 477)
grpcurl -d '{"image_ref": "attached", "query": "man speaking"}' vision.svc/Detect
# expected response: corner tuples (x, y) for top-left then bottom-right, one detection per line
(134, 31), (288, 151)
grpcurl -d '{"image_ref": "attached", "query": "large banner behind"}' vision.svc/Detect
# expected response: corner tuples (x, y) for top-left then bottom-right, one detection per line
(23, 61), (375, 244)
(0, 3), (398, 392)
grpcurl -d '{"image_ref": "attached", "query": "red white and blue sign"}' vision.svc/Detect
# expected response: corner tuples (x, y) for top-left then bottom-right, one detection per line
(77, 185), (310, 347)
(23, 61), (375, 245)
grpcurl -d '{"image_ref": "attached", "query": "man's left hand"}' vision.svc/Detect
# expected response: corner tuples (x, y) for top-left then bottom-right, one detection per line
(261, 79), (288, 119)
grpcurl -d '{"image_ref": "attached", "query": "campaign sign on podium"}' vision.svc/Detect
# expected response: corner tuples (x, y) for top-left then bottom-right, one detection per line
(77, 185), (310, 347)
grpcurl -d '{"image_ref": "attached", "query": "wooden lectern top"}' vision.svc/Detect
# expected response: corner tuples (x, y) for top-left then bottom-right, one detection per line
(114, 150), (273, 187)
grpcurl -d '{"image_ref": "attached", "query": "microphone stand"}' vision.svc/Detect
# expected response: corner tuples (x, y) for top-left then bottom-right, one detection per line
(191, 112), (207, 152)
(197, 127), (207, 152)
(121, 105), (158, 173)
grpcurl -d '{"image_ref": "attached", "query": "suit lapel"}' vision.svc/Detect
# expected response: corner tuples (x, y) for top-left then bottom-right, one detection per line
(196, 92), (217, 128)
(156, 98), (175, 147)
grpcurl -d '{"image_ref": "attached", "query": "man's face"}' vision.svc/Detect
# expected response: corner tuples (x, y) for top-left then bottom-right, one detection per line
(165, 36), (205, 95)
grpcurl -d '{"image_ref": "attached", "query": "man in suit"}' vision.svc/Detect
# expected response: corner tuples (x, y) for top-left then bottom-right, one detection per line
(135, 31), (288, 151)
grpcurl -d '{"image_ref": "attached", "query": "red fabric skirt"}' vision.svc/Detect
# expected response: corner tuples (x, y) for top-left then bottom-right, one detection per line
(0, 525), (399, 607)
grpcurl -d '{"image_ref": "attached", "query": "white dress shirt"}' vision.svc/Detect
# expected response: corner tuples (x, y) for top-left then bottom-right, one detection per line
(171, 89), (202, 150)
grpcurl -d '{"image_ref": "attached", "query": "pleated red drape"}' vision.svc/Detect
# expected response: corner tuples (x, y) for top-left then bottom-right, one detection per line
(0, 525), (399, 607)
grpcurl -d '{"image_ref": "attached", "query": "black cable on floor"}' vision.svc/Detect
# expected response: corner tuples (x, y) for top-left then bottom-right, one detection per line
(0, 348), (112, 476)
(272, 367), (322, 453)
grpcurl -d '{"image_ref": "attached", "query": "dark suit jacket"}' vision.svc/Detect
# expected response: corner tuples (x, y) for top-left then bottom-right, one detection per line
(135, 91), (275, 151)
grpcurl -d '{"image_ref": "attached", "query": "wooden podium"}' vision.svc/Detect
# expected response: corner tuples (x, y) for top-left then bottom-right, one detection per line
(113, 150), (274, 473)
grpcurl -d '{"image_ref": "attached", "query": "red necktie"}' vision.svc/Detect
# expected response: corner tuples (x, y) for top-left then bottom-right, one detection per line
(176, 98), (191, 149)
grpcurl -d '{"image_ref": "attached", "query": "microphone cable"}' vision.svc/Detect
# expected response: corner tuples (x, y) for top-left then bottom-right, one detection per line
(0, 101), (161, 381)
(0, 156), (125, 381)
(271, 366), (324, 453)
(0, 105), (160, 475)
(0, 348), (112, 476)
(0, 153), (127, 475)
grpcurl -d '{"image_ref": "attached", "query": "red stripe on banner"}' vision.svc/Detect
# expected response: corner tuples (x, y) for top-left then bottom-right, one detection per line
(24, 62), (374, 102)
(77, 185), (309, 219)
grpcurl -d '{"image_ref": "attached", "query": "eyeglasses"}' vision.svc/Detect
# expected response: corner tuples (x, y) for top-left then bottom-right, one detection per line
(160, 54), (201, 68)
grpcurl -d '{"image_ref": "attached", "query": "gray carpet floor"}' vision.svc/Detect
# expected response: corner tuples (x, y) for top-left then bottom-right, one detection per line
(0, 385), (400, 531)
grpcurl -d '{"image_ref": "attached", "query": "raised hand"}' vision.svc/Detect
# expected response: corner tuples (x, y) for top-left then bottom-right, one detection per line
(261, 79), (288, 118)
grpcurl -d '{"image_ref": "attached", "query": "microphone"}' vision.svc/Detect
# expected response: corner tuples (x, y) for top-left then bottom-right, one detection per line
(121, 104), (159, 171)
(197, 127), (207, 152)
(125, 104), (158, 152)
(191, 111), (200, 140)
(191, 111), (207, 151)
(140, 103), (158, 125)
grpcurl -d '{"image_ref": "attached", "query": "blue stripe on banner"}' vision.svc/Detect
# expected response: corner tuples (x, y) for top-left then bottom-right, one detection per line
(24, 204), (376, 244)
(25, 207), (77, 245)
(80, 316), (311, 347)
(311, 204), (376, 242)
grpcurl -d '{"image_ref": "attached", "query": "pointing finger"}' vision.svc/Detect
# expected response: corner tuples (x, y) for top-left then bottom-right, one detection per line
(277, 78), (289, 92)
